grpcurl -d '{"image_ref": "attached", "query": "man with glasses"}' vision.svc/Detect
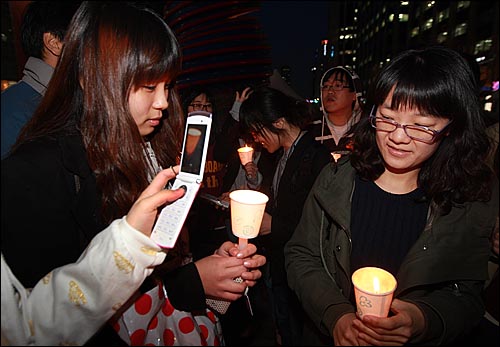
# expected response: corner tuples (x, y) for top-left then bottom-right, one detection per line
(308, 66), (364, 160)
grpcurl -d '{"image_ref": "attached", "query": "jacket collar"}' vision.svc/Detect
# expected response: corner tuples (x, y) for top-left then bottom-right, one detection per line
(21, 57), (54, 95)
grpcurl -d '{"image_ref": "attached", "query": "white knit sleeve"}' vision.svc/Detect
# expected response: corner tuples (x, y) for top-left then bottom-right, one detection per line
(1, 217), (166, 346)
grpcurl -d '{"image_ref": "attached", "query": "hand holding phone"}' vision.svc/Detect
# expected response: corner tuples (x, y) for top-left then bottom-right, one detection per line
(151, 112), (212, 248)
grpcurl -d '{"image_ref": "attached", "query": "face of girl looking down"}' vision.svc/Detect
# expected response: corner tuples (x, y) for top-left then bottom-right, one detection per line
(128, 81), (171, 137)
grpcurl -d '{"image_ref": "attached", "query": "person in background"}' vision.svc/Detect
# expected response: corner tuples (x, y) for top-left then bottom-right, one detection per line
(308, 66), (364, 160)
(1, 1), (80, 159)
(239, 86), (332, 346)
(1, 2), (265, 345)
(285, 46), (499, 346)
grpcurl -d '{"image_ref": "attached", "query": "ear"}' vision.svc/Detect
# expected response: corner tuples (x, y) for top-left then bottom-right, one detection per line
(272, 117), (285, 129)
(43, 32), (63, 58)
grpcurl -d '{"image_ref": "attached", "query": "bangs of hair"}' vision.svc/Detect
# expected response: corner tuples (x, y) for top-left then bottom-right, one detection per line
(130, 10), (182, 86)
(96, 3), (181, 87)
(325, 68), (354, 89)
(374, 50), (469, 120)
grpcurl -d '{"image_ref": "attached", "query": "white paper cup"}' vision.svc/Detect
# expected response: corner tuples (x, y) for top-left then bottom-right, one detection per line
(229, 190), (268, 239)
(351, 267), (397, 318)
(237, 146), (254, 165)
(185, 128), (201, 155)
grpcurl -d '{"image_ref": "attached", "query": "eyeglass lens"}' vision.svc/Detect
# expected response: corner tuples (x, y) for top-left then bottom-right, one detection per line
(369, 106), (445, 142)
(190, 103), (212, 110)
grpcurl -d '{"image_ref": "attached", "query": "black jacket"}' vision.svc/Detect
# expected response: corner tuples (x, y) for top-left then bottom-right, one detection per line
(266, 130), (332, 285)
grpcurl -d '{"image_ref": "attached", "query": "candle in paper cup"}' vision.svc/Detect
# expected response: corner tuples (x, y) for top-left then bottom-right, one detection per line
(229, 190), (268, 249)
(185, 128), (202, 155)
(237, 145), (254, 165)
(351, 267), (397, 318)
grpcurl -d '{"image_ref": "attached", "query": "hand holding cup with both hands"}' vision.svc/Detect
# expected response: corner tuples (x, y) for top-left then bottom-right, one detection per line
(195, 241), (266, 301)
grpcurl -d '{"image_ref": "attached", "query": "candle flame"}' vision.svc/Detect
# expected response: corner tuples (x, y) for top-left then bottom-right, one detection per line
(373, 277), (380, 294)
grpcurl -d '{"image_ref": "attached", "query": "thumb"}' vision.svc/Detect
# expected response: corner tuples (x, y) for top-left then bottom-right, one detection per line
(145, 185), (186, 211)
(390, 298), (404, 314)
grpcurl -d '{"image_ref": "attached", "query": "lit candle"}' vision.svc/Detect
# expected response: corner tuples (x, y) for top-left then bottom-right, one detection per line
(237, 145), (254, 166)
(332, 153), (342, 162)
(352, 267), (397, 318)
(373, 276), (380, 294)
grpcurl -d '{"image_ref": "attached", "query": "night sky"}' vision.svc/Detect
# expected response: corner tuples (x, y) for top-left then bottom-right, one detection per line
(258, 1), (330, 99)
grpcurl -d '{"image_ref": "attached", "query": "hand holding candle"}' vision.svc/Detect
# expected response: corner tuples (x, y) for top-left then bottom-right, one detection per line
(229, 189), (268, 250)
(351, 267), (397, 318)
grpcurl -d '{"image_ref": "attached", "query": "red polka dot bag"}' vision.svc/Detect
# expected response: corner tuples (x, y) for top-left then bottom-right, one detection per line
(113, 282), (224, 346)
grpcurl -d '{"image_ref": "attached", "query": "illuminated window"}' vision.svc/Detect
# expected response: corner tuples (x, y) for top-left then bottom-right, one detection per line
(389, 14), (394, 22)
(457, 1), (470, 10)
(438, 9), (449, 22)
(398, 13), (408, 22)
(411, 27), (419, 37)
(454, 23), (467, 37)
(423, 18), (433, 30)
(437, 31), (448, 43)
(474, 39), (492, 54)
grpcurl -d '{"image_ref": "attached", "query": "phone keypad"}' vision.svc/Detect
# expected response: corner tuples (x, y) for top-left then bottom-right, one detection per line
(151, 181), (198, 248)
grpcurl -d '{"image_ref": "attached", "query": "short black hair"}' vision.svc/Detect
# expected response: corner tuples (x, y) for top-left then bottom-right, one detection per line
(20, 1), (81, 58)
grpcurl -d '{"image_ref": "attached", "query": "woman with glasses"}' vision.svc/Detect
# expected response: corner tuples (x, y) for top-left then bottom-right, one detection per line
(308, 66), (364, 158)
(285, 46), (498, 346)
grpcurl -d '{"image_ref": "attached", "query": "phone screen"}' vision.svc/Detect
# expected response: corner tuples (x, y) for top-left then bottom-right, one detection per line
(180, 123), (208, 175)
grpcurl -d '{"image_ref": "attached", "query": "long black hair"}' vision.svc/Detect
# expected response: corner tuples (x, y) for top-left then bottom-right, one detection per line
(239, 86), (314, 139)
(15, 1), (184, 223)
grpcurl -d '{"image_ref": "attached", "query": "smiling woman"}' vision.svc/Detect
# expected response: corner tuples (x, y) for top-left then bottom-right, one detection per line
(285, 46), (499, 346)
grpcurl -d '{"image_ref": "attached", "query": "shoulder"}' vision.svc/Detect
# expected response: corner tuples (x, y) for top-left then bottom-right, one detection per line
(301, 131), (332, 158)
(1, 82), (40, 113)
(314, 158), (354, 191)
(2, 137), (63, 176)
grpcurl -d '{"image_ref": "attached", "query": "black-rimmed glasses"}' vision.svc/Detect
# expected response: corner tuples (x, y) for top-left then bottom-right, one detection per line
(321, 81), (350, 92)
(189, 103), (212, 111)
(369, 106), (452, 143)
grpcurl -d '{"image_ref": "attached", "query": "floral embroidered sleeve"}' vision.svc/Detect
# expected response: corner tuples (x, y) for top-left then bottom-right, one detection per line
(1, 217), (166, 346)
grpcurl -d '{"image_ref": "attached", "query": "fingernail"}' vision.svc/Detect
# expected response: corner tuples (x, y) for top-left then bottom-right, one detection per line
(243, 261), (251, 267)
(179, 185), (187, 191)
(237, 253), (243, 258)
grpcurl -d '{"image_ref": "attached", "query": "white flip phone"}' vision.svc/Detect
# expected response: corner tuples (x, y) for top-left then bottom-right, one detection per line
(151, 111), (212, 248)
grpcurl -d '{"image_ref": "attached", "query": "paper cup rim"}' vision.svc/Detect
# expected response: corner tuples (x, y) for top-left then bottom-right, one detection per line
(229, 190), (268, 204)
(353, 285), (396, 296)
(238, 146), (254, 153)
(352, 267), (397, 295)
